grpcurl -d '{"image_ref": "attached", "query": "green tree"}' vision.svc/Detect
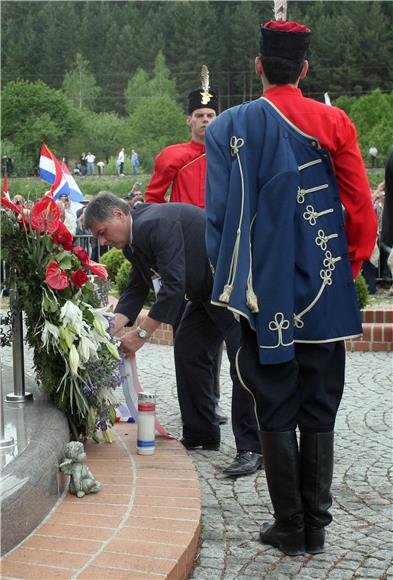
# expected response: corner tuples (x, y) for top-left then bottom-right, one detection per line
(62, 53), (101, 110)
(1, 80), (80, 166)
(125, 52), (176, 116)
(125, 68), (151, 116)
(80, 112), (127, 163)
(124, 95), (189, 171)
(335, 90), (393, 164)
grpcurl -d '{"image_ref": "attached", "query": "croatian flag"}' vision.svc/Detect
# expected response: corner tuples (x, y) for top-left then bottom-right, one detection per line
(61, 161), (84, 202)
(39, 144), (84, 202)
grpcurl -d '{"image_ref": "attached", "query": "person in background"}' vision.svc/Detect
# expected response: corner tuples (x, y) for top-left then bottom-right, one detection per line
(86, 152), (96, 176)
(56, 199), (77, 236)
(124, 183), (144, 209)
(97, 160), (105, 176)
(205, 18), (376, 556)
(12, 194), (25, 207)
(117, 148), (125, 176)
(368, 145), (378, 168)
(84, 193), (261, 477)
(131, 149), (139, 175)
(80, 153), (87, 176)
(380, 151), (393, 293)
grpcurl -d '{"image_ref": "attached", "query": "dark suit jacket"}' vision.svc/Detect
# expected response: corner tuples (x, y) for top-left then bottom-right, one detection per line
(115, 203), (213, 326)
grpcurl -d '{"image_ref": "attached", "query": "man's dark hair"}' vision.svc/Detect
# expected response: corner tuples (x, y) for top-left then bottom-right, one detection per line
(261, 56), (305, 85)
(84, 191), (130, 230)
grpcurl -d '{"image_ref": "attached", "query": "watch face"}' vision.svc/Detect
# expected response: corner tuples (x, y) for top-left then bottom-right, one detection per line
(138, 328), (148, 339)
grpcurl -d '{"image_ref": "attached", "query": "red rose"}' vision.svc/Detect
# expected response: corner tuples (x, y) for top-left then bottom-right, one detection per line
(52, 222), (74, 250)
(72, 246), (89, 265)
(71, 268), (89, 288)
(31, 197), (60, 234)
(45, 261), (69, 290)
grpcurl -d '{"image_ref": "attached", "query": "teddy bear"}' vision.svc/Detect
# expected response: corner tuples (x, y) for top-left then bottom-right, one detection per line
(59, 441), (101, 498)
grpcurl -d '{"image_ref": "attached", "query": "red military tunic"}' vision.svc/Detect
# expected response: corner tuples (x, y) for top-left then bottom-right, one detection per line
(145, 140), (207, 208)
(263, 85), (376, 278)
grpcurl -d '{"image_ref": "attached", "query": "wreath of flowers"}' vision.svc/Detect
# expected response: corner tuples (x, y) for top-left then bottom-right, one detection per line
(0, 194), (120, 443)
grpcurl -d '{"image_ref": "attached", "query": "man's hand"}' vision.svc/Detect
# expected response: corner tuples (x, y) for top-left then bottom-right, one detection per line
(120, 329), (146, 357)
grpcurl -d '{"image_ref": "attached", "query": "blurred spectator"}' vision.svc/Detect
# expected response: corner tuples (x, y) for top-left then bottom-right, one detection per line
(381, 151), (393, 294)
(368, 145), (378, 168)
(56, 200), (77, 235)
(80, 153), (87, 176)
(97, 160), (105, 176)
(12, 194), (25, 207)
(117, 148), (125, 176)
(131, 149), (139, 175)
(2, 156), (13, 176)
(86, 152), (96, 176)
(124, 185), (143, 209)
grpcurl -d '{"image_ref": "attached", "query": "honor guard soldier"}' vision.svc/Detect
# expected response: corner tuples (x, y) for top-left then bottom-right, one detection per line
(205, 17), (377, 556)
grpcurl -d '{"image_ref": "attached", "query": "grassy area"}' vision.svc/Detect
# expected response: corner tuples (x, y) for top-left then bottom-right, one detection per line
(6, 174), (152, 201)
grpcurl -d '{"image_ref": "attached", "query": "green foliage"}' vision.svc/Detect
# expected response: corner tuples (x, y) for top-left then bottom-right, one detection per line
(62, 53), (101, 111)
(355, 273), (370, 310)
(125, 52), (176, 116)
(1, 79), (81, 165)
(115, 259), (132, 295)
(100, 248), (125, 282)
(1, 139), (35, 177)
(334, 90), (393, 166)
(79, 111), (127, 163)
(124, 95), (189, 171)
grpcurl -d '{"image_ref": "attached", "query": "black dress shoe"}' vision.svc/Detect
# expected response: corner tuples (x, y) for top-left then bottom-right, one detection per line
(179, 436), (220, 451)
(260, 522), (305, 556)
(223, 451), (263, 476)
(215, 404), (228, 424)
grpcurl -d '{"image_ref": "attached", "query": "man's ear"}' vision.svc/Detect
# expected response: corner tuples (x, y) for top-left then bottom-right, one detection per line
(112, 207), (125, 220)
(299, 60), (309, 80)
(255, 56), (264, 77)
(186, 115), (192, 128)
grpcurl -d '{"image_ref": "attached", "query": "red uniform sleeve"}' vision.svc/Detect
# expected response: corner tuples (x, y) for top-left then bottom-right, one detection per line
(333, 111), (377, 278)
(144, 149), (183, 204)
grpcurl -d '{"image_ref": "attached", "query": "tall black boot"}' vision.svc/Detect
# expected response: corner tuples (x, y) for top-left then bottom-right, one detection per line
(300, 432), (334, 554)
(259, 431), (305, 556)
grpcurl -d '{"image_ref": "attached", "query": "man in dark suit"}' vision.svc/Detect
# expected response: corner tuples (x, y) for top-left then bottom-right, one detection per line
(84, 192), (262, 473)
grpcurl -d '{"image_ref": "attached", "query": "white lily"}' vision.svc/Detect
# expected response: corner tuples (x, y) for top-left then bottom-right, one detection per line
(69, 344), (80, 376)
(60, 301), (84, 332)
(85, 304), (113, 332)
(42, 321), (60, 349)
(78, 336), (98, 362)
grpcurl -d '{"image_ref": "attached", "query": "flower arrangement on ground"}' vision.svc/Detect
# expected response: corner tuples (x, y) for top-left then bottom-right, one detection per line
(0, 194), (120, 442)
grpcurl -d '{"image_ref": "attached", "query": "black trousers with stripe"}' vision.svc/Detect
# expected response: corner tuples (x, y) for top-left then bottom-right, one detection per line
(237, 318), (346, 433)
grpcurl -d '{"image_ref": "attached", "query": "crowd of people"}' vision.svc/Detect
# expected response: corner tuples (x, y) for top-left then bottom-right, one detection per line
(71, 149), (139, 178)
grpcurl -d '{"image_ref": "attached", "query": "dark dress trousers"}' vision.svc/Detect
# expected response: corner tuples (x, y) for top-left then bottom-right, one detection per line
(115, 203), (260, 451)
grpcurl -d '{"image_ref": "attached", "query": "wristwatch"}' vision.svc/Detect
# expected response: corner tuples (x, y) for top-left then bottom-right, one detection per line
(136, 326), (151, 340)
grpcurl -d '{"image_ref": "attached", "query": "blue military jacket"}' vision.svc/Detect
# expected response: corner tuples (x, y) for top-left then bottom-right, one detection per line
(205, 97), (362, 365)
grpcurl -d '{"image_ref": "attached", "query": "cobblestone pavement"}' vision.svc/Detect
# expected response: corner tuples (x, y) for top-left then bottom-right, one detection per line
(3, 339), (392, 579)
(135, 346), (393, 580)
